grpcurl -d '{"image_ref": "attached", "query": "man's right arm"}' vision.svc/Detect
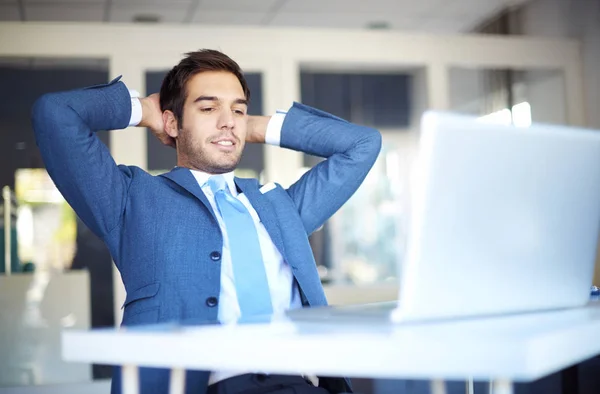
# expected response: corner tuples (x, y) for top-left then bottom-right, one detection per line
(31, 77), (134, 240)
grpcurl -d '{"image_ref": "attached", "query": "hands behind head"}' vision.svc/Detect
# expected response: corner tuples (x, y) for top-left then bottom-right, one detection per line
(140, 94), (267, 147)
(140, 93), (176, 148)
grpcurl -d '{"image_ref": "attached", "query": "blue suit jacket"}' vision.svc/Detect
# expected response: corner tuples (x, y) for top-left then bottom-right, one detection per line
(32, 77), (381, 393)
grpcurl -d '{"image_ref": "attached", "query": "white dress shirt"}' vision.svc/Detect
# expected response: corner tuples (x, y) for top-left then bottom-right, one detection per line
(129, 94), (301, 384)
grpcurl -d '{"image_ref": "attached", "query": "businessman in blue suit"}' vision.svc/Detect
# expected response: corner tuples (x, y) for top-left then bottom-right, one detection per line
(32, 49), (381, 394)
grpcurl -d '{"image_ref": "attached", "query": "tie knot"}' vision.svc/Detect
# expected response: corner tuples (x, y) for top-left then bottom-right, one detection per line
(207, 175), (228, 194)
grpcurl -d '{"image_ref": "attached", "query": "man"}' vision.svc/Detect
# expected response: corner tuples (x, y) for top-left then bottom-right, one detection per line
(32, 49), (381, 394)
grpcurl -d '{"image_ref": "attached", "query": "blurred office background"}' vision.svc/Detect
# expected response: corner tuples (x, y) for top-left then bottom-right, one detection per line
(0, 0), (599, 392)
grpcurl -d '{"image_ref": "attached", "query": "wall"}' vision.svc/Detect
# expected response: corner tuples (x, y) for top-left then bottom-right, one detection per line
(520, 0), (600, 129)
(518, 0), (600, 284)
(448, 67), (487, 115)
(521, 69), (567, 124)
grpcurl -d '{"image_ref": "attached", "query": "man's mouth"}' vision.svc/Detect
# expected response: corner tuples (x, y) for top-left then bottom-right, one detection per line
(211, 138), (236, 151)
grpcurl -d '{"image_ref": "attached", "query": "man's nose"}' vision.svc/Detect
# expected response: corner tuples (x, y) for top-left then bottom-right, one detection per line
(218, 109), (235, 129)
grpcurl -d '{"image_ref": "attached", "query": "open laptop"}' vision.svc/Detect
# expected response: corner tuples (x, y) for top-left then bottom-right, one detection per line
(288, 111), (600, 323)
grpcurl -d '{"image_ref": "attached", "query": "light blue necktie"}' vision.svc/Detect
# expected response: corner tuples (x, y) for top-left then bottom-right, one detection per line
(207, 175), (274, 318)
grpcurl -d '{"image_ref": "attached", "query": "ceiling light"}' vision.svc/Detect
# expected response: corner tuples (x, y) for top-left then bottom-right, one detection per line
(366, 21), (391, 30)
(132, 14), (161, 23)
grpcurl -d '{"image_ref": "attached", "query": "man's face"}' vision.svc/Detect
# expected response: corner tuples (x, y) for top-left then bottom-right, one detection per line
(176, 71), (248, 174)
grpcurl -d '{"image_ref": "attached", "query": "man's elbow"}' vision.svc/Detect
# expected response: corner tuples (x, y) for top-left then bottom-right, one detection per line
(31, 92), (76, 140)
(361, 126), (383, 165)
(31, 94), (58, 135)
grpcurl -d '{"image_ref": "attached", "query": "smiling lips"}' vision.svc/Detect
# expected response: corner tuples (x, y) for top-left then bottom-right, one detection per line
(212, 138), (236, 151)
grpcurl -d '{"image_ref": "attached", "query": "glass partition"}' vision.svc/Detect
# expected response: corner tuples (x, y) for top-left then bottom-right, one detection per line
(449, 67), (567, 126)
(0, 57), (111, 387)
(300, 67), (427, 285)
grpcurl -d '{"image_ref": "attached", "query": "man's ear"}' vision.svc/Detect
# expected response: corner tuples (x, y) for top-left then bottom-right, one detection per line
(163, 110), (179, 138)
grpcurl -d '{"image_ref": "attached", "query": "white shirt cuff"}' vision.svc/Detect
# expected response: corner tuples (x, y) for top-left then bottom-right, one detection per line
(128, 89), (142, 127)
(264, 110), (288, 146)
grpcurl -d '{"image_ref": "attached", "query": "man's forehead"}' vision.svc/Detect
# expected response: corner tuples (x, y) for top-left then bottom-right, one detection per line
(187, 85), (245, 104)
(187, 72), (243, 90)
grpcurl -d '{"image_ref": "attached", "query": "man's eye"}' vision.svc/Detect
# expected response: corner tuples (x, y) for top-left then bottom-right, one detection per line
(234, 109), (246, 115)
(200, 108), (214, 113)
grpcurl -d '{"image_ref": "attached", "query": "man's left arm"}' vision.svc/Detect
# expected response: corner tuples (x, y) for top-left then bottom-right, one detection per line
(249, 102), (382, 235)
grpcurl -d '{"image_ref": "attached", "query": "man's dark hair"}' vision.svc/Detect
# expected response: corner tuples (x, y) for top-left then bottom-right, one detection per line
(160, 49), (250, 127)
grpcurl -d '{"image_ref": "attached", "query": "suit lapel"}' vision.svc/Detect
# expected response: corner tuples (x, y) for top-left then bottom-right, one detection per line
(159, 167), (218, 223)
(160, 171), (289, 267)
(235, 177), (288, 261)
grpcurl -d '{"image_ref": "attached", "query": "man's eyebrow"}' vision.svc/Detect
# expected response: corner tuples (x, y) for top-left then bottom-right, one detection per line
(193, 95), (218, 103)
(193, 96), (248, 106)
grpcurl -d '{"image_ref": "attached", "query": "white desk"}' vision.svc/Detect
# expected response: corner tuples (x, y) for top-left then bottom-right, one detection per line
(62, 301), (600, 394)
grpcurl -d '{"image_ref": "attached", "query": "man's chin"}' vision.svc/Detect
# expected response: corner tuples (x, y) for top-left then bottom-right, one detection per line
(205, 158), (241, 174)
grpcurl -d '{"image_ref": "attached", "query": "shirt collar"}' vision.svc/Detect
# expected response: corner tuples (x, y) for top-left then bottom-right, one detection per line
(189, 169), (237, 196)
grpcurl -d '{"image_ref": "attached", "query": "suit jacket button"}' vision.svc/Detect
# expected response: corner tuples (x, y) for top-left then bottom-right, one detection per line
(210, 251), (221, 261)
(206, 297), (218, 307)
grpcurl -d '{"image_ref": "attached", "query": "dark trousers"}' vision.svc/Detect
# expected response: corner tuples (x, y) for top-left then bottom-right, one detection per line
(207, 374), (331, 394)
